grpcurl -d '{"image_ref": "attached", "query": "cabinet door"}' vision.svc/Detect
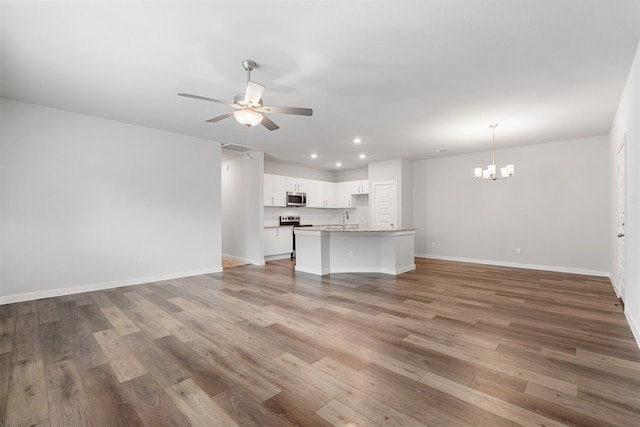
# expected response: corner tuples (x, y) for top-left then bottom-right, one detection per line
(264, 228), (279, 256)
(357, 179), (369, 194)
(286, 177), (309, 193)
(335, 182), (352, 208)
(273, 175), (287, 206)
(297, 178), (308, 193)
(264, 174), (275, 206)
(306, 179), (322, 208)
(278, 227), (293, 253)
(312, 180), (330, 208)
(323, 181), (336, 208)
(350, 180), (369, 194)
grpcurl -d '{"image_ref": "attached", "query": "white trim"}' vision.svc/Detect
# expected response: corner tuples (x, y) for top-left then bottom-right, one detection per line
(0, 267), (223, 305)
(626, 307), (640, 350)
(224, 253), (266, 266)
(264, 253), (291, 262)
(609, 274), (623, 298)
(394, 264), (417, 275)
(416, 254), (609, 277)
(295, 265), (331, 275)
(294, 229), (415, 236)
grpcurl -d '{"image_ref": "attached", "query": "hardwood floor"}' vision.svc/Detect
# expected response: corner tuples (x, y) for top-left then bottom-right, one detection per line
(222, 257), (251, 269)
(1, 258), (639, 426)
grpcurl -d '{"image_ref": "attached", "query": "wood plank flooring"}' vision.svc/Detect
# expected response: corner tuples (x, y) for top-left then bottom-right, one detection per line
(1, 258), (639, 426)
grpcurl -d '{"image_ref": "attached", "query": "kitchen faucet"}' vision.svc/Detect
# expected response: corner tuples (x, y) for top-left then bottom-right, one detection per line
(342, 210), (349, 229)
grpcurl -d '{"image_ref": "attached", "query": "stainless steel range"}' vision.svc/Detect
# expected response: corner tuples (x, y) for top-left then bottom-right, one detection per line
(279, 215), (302, 227)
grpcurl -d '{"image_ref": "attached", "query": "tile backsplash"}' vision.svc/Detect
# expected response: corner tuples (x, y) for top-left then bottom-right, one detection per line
(264, 207), (358, 227)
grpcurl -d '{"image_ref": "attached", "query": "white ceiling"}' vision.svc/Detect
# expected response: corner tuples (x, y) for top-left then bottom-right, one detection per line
(2, 1), (639, 171)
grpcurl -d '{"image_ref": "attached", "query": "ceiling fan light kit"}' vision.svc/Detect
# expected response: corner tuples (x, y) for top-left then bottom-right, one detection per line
(178, 59), (313, 131)
(474, 124), (515, 180)
(234, 109), (263, 127)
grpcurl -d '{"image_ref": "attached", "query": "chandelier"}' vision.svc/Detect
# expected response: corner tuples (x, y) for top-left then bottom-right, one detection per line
(474, 124), (514, 180)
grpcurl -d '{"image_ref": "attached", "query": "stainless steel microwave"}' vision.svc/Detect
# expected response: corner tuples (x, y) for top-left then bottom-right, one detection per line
(286, 192), (307, 207)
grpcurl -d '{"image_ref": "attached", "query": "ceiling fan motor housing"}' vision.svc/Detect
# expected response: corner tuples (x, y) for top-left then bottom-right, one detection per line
(234, 93), (262, 108)
(242, 60), (257, 71)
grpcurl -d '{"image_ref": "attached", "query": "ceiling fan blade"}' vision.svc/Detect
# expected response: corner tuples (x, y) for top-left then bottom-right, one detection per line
(205, 111), (235, 123)
(178, 93), (233, 106)
(260, 114), (280, 131)
(257, 105), (313, 116)
(244, 81), (265, 106)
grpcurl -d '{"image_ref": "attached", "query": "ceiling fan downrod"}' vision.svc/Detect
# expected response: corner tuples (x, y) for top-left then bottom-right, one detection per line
(242, 59), (257, 83)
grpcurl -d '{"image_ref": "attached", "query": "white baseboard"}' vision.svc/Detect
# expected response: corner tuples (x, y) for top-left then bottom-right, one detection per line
(0, 267), (223, 305)
(626, 308), (640, 350)
(609, 273), (623, 298)
(295, 265), (330, 275)
(223, 253), (265, 266)
(416, 254), (609, 277)
(608, 275), (639, 349)
(264, 253), (292, 262)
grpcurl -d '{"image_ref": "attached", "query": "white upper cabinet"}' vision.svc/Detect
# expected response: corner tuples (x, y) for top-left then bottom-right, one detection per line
(318, 180), (336, 208)
(264, 174), (287, 206)
(335, 180), (369, 207)
(351, 180), (369, 194)
(266, 174), (367, 208)
(335, 182), (352, 208)
(306, 179), (336, 208)
(306, 179), (322, 208)
(286, 177), (308, 193)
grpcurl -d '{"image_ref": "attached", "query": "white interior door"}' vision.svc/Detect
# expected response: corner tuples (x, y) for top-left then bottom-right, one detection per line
(372, 181), (397, 228)
(617, 138), (627, 301)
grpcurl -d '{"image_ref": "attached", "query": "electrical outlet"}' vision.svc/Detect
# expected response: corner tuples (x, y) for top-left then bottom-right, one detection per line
(349, 250), (354, 257)
(516, 248), (521, 255)
(432, 242), (436, 248)
(137, 258), (143, 266)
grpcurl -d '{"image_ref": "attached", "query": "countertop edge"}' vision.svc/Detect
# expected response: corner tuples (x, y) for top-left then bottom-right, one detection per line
(294, 227), (416, 233)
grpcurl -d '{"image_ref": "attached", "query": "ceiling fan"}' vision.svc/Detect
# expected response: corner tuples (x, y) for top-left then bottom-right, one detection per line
(178, 60), (313, 131)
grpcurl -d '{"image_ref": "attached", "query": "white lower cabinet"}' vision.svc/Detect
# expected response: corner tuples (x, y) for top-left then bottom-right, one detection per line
(264, 227), (294, 256)
(280, 227), (293, 253)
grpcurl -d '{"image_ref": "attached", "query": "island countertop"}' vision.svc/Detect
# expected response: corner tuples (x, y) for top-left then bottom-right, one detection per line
(295, 226), (416, 233)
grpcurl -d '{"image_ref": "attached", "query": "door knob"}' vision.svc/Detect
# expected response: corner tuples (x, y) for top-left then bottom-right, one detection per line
(617, 233), (625, 237)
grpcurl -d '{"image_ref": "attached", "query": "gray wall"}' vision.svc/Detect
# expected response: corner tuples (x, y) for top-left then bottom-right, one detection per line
(265, 161), (368, 183)
(413, 135), (610, 275)
(264, 160), (335, 181)
(0, 99), (222, 303)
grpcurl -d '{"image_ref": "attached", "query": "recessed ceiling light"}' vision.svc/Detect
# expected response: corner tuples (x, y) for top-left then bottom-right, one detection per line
(336, 162), (342, 167)
(359, 154), (366, 159)
(353, 138), (362, 144)
(310, 153), (318, 159)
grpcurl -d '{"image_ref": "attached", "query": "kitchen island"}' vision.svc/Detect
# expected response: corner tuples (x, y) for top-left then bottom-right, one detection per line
(294, 226), (416, 276)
